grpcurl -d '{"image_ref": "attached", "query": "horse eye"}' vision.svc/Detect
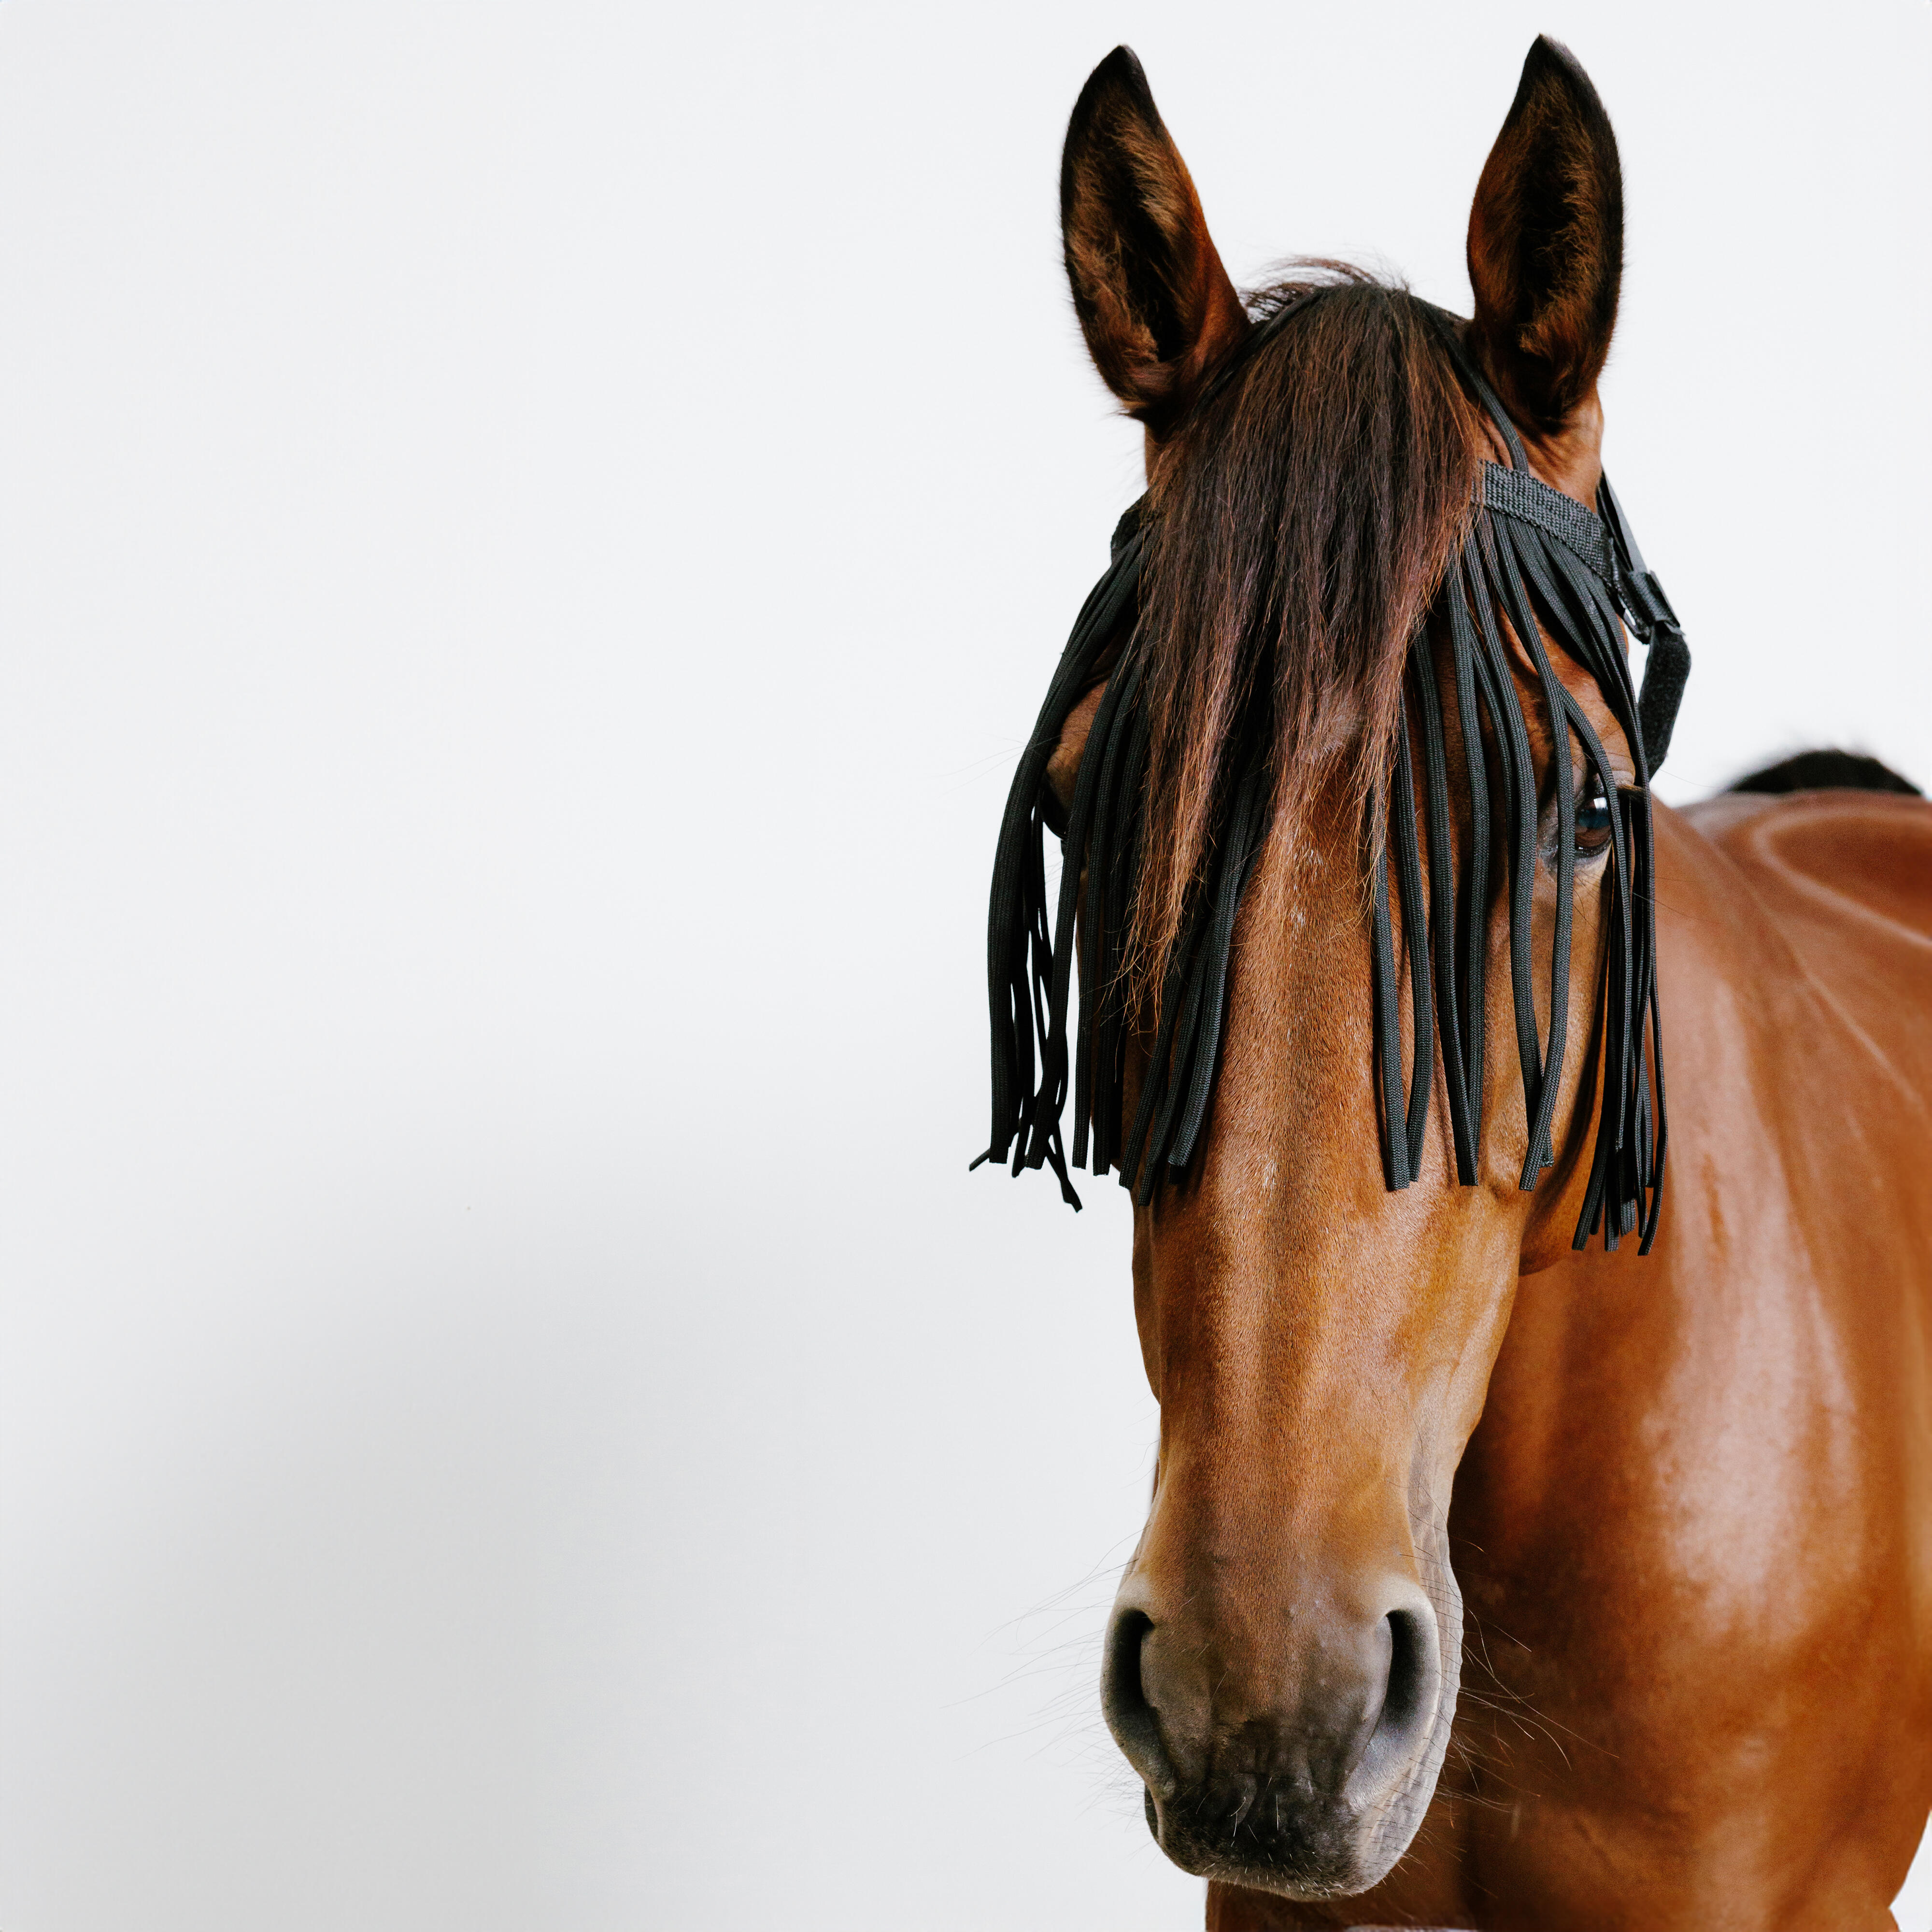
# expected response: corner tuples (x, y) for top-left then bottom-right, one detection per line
(1574, 790), (1615, 856)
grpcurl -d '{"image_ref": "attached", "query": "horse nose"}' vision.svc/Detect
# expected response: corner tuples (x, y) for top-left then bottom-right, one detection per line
(1102, 1586), (1444, 1886)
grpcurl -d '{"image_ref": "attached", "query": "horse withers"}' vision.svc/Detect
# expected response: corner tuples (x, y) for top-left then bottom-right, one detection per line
(983, 38), (1932, 1932)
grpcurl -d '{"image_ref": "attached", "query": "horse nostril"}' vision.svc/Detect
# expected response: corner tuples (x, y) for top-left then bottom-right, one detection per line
(1375, 1605), (1432, 1742)
(1104, 1608), (1153, 1720)
(1103, 1608), (1175, 1798)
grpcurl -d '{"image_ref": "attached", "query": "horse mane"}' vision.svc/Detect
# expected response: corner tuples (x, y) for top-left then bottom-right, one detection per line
(1129, 269), (1478, 1017)
(1728, 749), (1922, 797)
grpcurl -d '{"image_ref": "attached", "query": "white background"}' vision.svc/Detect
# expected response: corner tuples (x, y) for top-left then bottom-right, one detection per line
(2, 5), (1928, 1930)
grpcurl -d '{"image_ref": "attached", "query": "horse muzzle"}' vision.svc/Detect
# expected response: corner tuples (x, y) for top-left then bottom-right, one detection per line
(1102, 1577), (1454, 1898)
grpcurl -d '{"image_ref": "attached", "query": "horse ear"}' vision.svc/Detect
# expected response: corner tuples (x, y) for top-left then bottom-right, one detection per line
(1466, 37), (1623, 432)
(1060, 47), (1249, 440)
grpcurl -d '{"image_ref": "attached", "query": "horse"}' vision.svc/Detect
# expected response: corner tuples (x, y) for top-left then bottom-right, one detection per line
(981, 39), (1932, 1932)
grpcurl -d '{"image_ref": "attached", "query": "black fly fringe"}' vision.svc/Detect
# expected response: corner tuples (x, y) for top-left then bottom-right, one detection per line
(979, 504), (1149, 1208)
(981, 316), (1685, 1252)
(1369, 473), (1667, 1248)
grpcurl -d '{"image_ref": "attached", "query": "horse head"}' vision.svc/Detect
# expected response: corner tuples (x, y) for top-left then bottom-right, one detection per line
(994, 38), (1660, 1901)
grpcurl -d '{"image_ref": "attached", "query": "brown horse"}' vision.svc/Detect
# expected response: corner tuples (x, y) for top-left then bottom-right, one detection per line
(994, 39), (1932, 1932)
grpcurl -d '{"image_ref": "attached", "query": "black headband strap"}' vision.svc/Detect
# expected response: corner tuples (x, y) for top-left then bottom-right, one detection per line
(1482, 462), (1614, 586)
(1477, 464), (1690, 774)
(1429, 302), (1690, 772)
